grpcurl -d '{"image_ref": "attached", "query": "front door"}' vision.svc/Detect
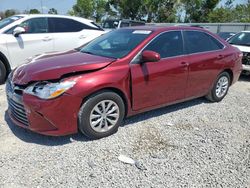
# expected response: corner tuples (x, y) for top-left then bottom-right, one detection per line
(6, 17), (53, 67)
(130, 31), (189, 111)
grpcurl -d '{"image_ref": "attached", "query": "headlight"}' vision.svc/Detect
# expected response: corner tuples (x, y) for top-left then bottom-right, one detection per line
(24, 80), (76, 99)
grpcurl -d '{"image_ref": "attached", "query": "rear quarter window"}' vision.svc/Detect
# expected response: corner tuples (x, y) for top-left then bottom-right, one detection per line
(184, 31), (224, 54)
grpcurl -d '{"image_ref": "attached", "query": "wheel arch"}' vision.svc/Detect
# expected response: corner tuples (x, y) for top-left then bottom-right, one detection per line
(82, 87), (129, 117)
(222, 69), (233, 85)
(0, 52), (11, 78)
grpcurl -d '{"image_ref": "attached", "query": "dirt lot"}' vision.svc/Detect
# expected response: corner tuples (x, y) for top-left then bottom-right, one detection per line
(0, 76), (249, 188)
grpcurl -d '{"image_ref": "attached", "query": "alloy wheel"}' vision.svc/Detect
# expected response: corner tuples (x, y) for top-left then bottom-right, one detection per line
(89, 100), (120, 133)
(215, 76), (229, 98)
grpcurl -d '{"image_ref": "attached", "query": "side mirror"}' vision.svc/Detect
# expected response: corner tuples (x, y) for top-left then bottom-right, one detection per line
(141, 50), (161, 63)
(13, 27), (26, 37)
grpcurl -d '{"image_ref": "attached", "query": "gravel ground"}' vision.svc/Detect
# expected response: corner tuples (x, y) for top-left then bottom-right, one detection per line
(0, 76), (249, 188)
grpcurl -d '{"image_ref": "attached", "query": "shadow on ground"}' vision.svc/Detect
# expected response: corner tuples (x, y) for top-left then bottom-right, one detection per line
(4, 97), (208, 146)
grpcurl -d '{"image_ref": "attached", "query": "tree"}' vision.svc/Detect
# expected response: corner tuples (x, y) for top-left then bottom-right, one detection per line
(67, 9), (75, 16)
(181, 0), (220, 22)
(94, 0), (107, 22)
(29, 9), (41, 14)
(72, 0), (109, 22)
(232, 1), (250, 22)
(208, 0), (250, 23)
(0, 12), (5, 19)
(109, 0), (178, 22)
(4, 9), (19, 18)
(208, 7), (232, 22)
(109, 0), (144, 20)
(48, 8), (58, 14)
(73, 0), (93, 18)
(156, 0), (177, 22)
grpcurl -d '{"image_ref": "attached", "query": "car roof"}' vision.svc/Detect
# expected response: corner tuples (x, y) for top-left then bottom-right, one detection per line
(15, 14), (94, 23)
(120, 25), (207, 32)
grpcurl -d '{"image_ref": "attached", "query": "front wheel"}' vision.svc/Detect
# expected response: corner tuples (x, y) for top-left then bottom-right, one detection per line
(78, 91), (125, 139)
(206, 72), (231, 102)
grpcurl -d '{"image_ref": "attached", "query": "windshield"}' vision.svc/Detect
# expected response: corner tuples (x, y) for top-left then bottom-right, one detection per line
(228, 32), (250, 46)
(0, 16), (23, 30)
(80, 29), (152, 59)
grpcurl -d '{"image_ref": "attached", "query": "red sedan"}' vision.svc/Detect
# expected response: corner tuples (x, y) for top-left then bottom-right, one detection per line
(6, 26), (242, 139)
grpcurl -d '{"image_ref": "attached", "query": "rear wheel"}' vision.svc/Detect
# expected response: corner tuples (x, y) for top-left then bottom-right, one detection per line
(206, 72), (230, 102)
(0, 60), (6, 84)
(78, 91), (125, 139)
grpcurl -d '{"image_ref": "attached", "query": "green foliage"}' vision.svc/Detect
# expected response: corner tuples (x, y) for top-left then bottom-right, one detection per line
(208, 7), (232, 22)
(94, 0), (107, 22)
(72, 0), (108, 22)
(181, 0), (220, 22)
(208, 0), (250, 23)
(29, 9), (41, 14)
(4, 9), (19, 18)
(233, 1), (250, 22)
(48, 8), (58, 14)
(109, 0), (178, 22)
(73, 0), (93, 18)
(139, 0), (177, 22)
(157, 0), (177, 22)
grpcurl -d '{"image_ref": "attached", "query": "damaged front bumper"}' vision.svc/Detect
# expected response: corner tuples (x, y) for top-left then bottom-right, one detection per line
(6, 79), (82, 136)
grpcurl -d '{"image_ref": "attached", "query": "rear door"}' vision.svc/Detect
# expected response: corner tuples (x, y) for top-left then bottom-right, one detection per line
(130, 31), (189, 110)
(183, 30), (226, 98)
(5, 17), (53, 67)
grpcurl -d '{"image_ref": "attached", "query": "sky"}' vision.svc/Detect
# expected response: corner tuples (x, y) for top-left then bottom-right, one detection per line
(0, 0), (248, 15)
(0, 0), (77, 14)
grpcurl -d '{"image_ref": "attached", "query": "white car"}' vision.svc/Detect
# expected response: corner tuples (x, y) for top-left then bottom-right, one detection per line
(228, 31), (250, 75)
(0, 14), (105, 83)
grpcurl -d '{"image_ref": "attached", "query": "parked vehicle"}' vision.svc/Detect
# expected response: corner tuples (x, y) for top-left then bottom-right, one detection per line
(0, 14), (105, 84)
(227, 31), (250, 75)
(217, 32), (236, 40)
(6, 26), (242, 139)
(102, 19), (145, 31)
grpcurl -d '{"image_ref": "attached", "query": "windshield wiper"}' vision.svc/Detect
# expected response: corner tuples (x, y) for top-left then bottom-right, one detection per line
(81, 50), (95, 55)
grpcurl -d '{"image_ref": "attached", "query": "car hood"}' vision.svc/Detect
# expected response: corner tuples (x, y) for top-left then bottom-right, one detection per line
(12, 50), (115, 85)
(232, 45), (250, 53)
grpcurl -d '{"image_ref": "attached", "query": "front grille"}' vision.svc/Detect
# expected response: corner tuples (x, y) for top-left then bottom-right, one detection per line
(242, 52), (250, 65)
(6, 79), (29, 126)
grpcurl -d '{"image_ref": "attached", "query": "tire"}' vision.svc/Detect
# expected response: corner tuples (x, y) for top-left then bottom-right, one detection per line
(206, 72), (231, 102)
(78, 90), (125, 139)
(0, 60), (6, 84)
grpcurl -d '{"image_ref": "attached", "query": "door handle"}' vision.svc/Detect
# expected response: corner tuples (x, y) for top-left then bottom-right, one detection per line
(42, 36), (52, 41)
(181, 62), (189, 67)
(217, 54), (224, 59)
(79, 35), (87, 39)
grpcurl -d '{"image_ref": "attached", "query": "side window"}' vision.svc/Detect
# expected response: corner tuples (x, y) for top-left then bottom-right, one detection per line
(5, 26), (17, 34)
(120, 22), (129, 28)
(144, 31), (184, 58)
(48, 18), (89, 33)
(184, 31), (224, 54)
(19, 18), (48, 34)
